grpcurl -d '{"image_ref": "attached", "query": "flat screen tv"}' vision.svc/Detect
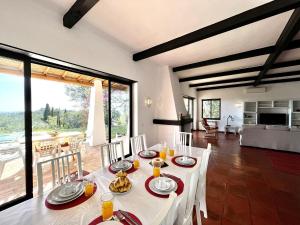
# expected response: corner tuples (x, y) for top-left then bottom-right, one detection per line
(259, 113), (287, 125)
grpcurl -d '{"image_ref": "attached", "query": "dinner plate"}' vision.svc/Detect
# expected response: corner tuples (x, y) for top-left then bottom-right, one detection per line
(99, 221), (122, 225)
(47, 182), (84, 205)
(58, 182), (82, 198)
(175, 156), (196, 165)
(149, 177), (177, 195)
(110, 161), (132, 172)
(139, 150), (156, 157)
(154, 177), (171, 191)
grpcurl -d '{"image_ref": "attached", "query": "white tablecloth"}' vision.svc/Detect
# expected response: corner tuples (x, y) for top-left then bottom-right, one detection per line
(0, 145), (205, 225)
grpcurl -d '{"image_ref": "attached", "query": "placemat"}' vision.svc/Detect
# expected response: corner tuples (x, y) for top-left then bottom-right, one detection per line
(45, 183), (97, 210)
(171, 155), (197, 168)
(108, 160), (138, 174)
(88, 211), (142, 225)
(144, 174), (184, 198)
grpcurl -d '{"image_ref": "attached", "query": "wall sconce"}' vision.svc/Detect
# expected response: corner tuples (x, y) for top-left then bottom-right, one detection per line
(144, 97), (152, 108)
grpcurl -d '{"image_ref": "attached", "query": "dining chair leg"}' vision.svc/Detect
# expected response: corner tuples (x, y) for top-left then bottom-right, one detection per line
(195, 202), (202, 225)
(200, 195), (208, 218)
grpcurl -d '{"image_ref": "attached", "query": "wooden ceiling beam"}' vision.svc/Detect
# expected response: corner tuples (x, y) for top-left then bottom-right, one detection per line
(190, 70), (300, 87)
(133, 0), (300, 61)
(63, 0), (100, 29)
(255, 8), (300, 86)
(197, 76), (300, 91)
(179, 59), (300, 82)
(173, 39), (300, 72)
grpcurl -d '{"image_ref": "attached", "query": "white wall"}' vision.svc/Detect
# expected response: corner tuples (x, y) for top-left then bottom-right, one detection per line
(0, 0), (183, 146)
(197, 82), (300, 131)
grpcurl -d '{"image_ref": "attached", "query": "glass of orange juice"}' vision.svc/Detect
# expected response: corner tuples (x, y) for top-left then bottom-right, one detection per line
(101, 192), (114, 221)
(159, 151), (167, 160)
(153, 166), (160, 177)
(84, 182), (94, 197)
(169, 149), (175, 157)
(133, 155), (140, 169)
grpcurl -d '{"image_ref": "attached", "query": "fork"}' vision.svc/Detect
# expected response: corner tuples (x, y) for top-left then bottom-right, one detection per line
(115, 211), (134, 225)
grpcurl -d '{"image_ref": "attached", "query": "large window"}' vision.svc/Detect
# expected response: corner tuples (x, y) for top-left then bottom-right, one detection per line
(202, 99), (221, 120)
(0, 47), (134, 210)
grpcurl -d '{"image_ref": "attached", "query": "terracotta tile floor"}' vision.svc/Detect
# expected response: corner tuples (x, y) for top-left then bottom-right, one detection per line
(192, 131), (300, 225)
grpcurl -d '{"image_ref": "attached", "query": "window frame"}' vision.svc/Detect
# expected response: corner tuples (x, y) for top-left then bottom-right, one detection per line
(183, 96), (194, 118)
(201, 98), (221, 120)
(0, 45), (134, 210)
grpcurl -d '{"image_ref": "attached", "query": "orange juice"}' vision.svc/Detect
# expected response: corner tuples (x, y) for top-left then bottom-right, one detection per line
(169, 149), (175, 157)
(159, 151), (167, 160)
(133, 159), (140, 169)
(153, 166), (160, 177)
(84, 183), (94, 197)
(102, 201), (113, 221)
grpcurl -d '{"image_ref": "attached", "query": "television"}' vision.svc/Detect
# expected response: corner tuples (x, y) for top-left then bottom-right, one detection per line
(259, 113), (287, 125)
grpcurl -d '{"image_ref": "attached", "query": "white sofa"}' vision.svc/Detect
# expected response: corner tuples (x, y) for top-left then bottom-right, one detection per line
(239, 125), (300, 153)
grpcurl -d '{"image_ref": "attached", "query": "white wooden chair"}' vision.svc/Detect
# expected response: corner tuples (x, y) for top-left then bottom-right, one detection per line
(152, 191), (178, 225)
(194, 147), (212, 225)
(100, 141), (124, 167)
(130, 134), (147, 155)
(180, 167), (200, 225)
(174, 132), (192, 147)
(36, 151), (83, 195)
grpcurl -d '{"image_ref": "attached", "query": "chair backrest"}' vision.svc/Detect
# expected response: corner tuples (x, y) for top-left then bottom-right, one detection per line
(100, 141), (124, 167)
(36, 151), (83, 195)
(196, 148), (212, 201)
(152, 191), (177, 225)
(130, 134), (147, 155)
(69, 137), (83, 152)
(174, 132), (192, 147)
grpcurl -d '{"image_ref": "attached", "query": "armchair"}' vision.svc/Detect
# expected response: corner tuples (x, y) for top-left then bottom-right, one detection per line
(201, 119), (218, 138)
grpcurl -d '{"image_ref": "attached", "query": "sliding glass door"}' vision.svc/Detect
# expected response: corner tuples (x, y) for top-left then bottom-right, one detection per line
(0, 55), (31, 209)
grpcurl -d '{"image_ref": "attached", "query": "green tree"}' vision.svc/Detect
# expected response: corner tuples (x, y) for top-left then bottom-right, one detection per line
(43, 103), (50, 121)
(51, 107), (54, 117)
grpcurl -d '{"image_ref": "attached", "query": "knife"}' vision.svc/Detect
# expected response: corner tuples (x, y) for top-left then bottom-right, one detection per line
(119, 210), (139, 225)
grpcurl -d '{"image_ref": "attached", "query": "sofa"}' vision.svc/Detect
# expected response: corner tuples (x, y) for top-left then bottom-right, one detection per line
(239, 125), (300, 153)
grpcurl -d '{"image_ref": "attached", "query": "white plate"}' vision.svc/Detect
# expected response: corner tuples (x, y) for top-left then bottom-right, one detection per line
(111, 161), (132, 172)
(58, 182), (82, 198)
(149, 177), (177, 195)
(175, 156), (196, 165)
(154, 177), (171, 191)
(140, 150), (156, 157)
(47, 183), (84, 205)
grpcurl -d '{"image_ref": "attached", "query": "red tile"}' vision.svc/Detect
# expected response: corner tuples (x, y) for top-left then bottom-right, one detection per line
(223, 194), (251, 225)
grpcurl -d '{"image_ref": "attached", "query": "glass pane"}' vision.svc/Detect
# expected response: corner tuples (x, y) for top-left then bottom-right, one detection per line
(0, 56), (26, 205)
(211, 100), (220, 119)
(183, 98), (189, 111)
(188, 99), (193, 118)
(111, 83), (130, 156)
(102, 81), (109, 141)
(31, 64), (100, 195)
(203, 100), (211, 118)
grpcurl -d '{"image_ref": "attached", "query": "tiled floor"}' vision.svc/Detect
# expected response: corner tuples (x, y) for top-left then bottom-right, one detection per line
(192, 131), (300, 225)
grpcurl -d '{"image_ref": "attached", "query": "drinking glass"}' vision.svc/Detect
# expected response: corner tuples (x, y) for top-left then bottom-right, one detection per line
(133, 155), (140, 169)
(169, 148), (175, 157)
(84, 181), (94, 197)
(101, 192), (114, 221)
(153, 165), (161, 177)
(159, 151), (167, 160)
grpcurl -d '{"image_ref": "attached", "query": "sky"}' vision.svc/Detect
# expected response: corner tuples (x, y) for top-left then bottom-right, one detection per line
(0, 74), (77, 112)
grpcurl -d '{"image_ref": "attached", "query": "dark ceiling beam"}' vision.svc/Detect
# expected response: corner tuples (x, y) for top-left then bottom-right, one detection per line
(197, 76), (300, 91)
(179, 59), (300, 82)
(133, 0), (300, 61)
(63, 0), (100, 29)
(254, 8), (300, 86)
(173, 39), (300, 72)
(190, 70), (300, 87)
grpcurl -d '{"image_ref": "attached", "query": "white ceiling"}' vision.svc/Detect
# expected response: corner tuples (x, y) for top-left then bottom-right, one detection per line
(47, 0), (300, 90)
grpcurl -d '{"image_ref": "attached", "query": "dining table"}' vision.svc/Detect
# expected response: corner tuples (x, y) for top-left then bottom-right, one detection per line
(0, 144), (206, 225)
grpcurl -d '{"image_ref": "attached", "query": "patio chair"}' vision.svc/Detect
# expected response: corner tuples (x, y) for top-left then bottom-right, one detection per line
(100, 141), (124, 167)
(35, 140), (60, 158)
(195, 147), (212, 224)
(0, 144), (24, 179)
(152, 191), (178, 225)
(36, 151), (83, 195)
(130, 134), (147, 155)
(174, 131), (192, 147)
(201, 119), (218, 138)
